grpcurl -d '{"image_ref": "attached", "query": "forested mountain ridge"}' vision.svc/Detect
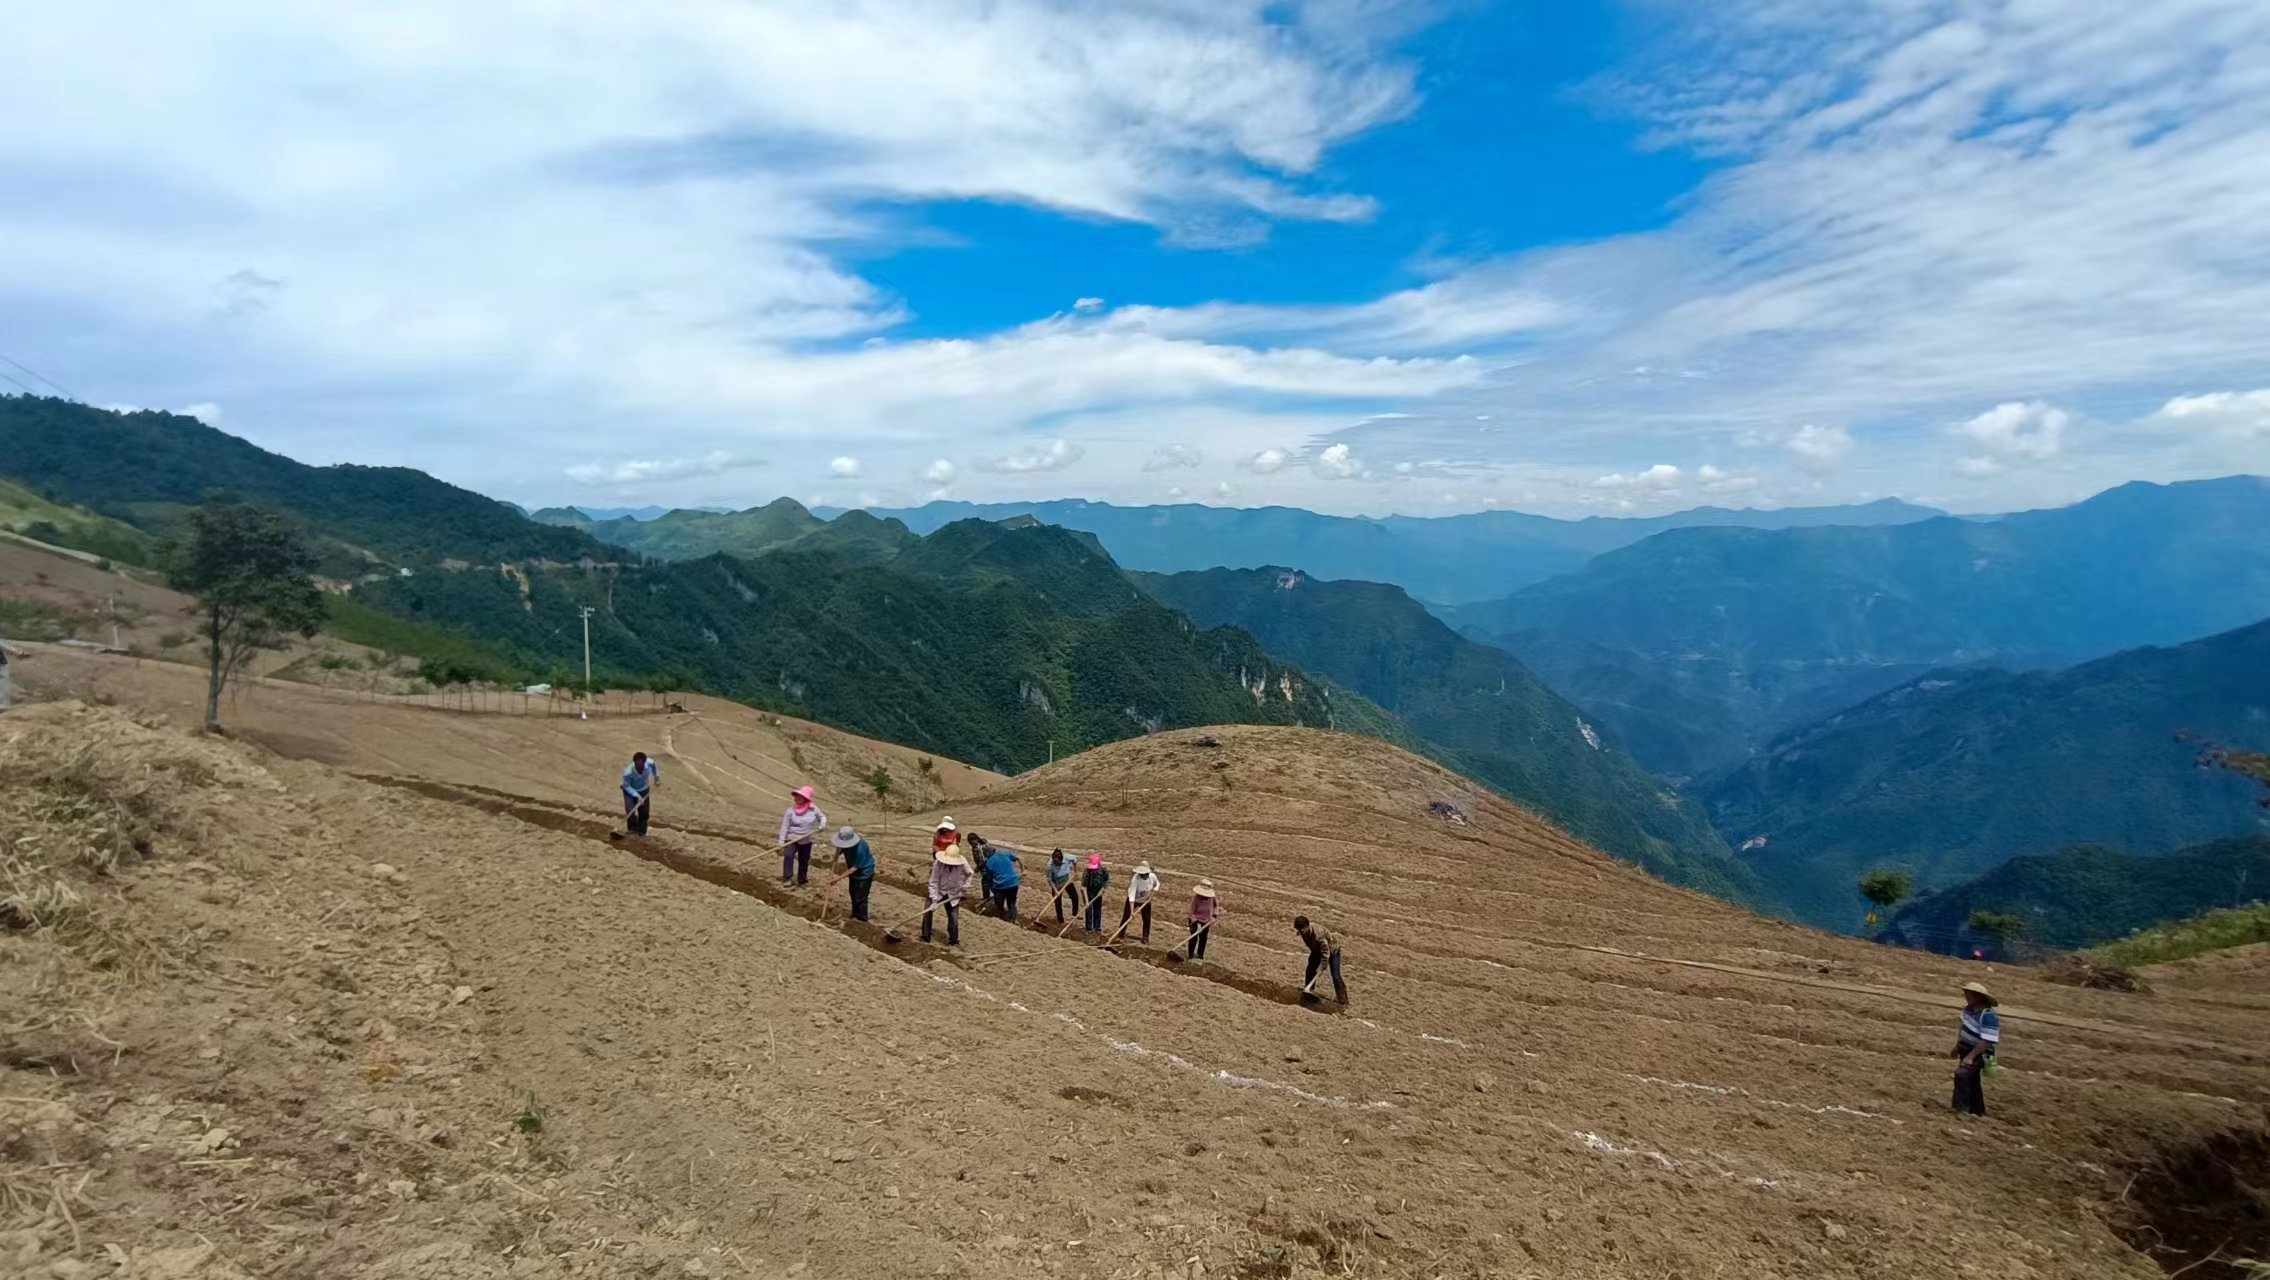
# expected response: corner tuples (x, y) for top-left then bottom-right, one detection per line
(1705, 618), (2270, 929)
(347, 543), (1396, 778)
(1448, 475), (2270, 774)
(1136, 566), (1764, 904)
(0, 396), (605, 567)
(1878, 836), (2270, 956)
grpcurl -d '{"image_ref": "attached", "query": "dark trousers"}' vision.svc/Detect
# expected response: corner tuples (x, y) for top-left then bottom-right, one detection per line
(996, 885), (1019, 922)
(1186, 919), (1210, 959)
(1083, 894), (1104, 932)
(783, 841), (812, 884)
(623, 793), (649, 835)
(1953, 1042), (1988, 1115)
(1119, 900), (1152, 941)
(1304, 949), (1348, 1003)
(1052, 883), (1074, 922)
(921, 899), (960, 945)
(979, 872), (996, 910)
(848, 874), (873, 922)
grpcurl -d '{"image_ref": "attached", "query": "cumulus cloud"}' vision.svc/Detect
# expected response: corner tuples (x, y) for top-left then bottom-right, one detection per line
(1142, 443), (1203, 471)
(1785, 425), (1855, 474)
(2153, 389), (2270, 439)
(923, 458), (957, 487)
(981, 439), (1084, 473)
(1591, 464), (1684, 492)
(1312, 442), (1362, 480)
(1072, 297), (1105, 314)
(1697, 463), (1758, 495)
(1243, 447), (1293, 474)
(564, 451), (755, 486)
(828, 456), (862, 478)
(1952, 401), (2068, 475)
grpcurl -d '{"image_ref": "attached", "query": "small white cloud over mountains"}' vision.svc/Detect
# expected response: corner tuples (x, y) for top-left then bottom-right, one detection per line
(1143, 443), (1203, 471)
(828, 456), (862, 478)
(1592, 464), (1683, 492)
(2153, 389), (2270, 439)
(1952, 401), (2068, 476)
(565, 451), (755, 486)
(982, 439), (1084, 473)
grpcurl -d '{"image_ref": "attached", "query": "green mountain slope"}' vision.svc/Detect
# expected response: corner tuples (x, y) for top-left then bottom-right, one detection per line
(1136, 566), (1765, 904)
(0, 396), (603, 567)
(351, 547), (1385, 776)
(1879, 837), (2270, 955)
(1450, 476), (2270, 774)
(1705, 619), (2270, 929)
(0, 475), (157, 565)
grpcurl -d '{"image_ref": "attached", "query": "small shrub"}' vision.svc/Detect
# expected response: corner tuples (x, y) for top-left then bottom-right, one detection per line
(157, 631), (188, 650)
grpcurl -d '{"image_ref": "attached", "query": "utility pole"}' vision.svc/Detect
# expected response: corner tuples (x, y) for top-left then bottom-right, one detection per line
(109, 594), (121, 650)
(578, 606), (595, 694)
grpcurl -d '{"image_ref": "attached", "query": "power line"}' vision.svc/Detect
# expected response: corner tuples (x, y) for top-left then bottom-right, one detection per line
(0, 367), (40, 397)
(0, 349), (75, 400)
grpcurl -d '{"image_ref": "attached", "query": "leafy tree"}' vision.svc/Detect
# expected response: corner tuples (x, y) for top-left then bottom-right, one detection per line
(1858, 868), (1914, 910)
(867, 765), (893, 805)
(166, 502), (325, 732)
(1968, 909), (2028, 954)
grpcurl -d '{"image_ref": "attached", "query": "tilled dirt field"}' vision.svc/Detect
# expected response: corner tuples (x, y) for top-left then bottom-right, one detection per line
(5, 653), (2269, 1279)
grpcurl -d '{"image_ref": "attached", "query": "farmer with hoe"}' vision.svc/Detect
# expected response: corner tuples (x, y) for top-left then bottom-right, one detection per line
(620, 752), (655, 836)
(922, 836), (973, 946)
(833, 825), (877, 922)
(971, 833), (996, 908)
(1046, 849), (1077, 924)
(1294, 915), (1348, 1005)
(1121, 861), (1161, 944)
(985, 841), (1022, 921)
(1952, 981), (2002, 1116)
(1183, 880), (1222, 961)
(778, 785), (827, 885)
(1080, 854), (1110, 934)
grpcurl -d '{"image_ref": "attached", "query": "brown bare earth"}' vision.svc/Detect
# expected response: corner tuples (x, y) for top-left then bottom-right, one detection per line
(5, 644), (2270, 1278)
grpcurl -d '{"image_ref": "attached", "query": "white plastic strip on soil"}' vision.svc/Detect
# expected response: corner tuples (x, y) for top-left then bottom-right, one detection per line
(1570, 1129), (1792, 1192)
(1622, 1074), (1902, 1123)
(916, 970), (1394, 1111)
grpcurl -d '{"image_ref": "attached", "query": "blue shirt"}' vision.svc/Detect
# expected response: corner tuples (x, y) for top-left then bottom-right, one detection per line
(986, 849), (1020, 888)
(1047, 858), (1073, 886)
(622, 764), (651, 797)
(1960, 1007), (2001, 1049)
(840, 839), (876, 877)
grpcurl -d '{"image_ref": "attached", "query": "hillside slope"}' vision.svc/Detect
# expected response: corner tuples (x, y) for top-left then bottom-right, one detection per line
(1451, 475), (2270, 773)
(1138, 566), (1760, 904)
(9, 674), (2262, 1279)
(1707, 619), (2270, 928)
(0, 395), (604, 566)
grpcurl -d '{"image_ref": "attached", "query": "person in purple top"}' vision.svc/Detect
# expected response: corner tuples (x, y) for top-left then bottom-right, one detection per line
(921, 844), (972, 946)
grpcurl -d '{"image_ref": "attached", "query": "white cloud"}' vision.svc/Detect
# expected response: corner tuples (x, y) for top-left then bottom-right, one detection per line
(828, 456), (862, 479)
(980, 438), (1084, 473)
(1785, 424), (1855, 475)
(1142, 443), (1203, 471)
(1212, 481), (1236, 500)
(1951, 400), (2068, 474)
(1592, 464), (1684, 492)
(1072, 297), (1105, 314)
(1312, 442), (1362, 480)
(923, 458), (957, 487)
(1243, 447), (1293, 474)
(564, 451), (755, 487)
(2153, 389), (2270, 439)
(1697, 463), (1758, 495)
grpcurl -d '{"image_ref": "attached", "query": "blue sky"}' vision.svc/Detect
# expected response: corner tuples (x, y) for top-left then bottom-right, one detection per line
(3, 0), (2268, 516)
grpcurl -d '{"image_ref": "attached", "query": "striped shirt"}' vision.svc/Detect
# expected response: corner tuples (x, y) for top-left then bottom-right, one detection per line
(1959, 1007), (2002, 1048)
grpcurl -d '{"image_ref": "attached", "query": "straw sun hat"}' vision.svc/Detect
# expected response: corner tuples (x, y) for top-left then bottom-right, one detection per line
(1960, 981), (1997, 1005)
(1193, 880), (1217, 898)
(935, 847), (968, 866)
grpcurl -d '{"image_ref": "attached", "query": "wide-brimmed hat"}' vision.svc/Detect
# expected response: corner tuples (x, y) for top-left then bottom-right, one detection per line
(1960, 981), (1997, 1005)
(831, 826), (861, 849)
(1086, 854), (1103, 870)
(1133, 862), (1152, 876)
(935, 848), (968, 867)
(936, 816), (957, 832)
(792, 785), (815, 802)
(1193, 880), (1217, 898)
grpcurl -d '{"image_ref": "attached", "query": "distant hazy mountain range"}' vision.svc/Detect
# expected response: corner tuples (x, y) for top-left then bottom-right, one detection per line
(808, 496), (1943, 605)
(1705, 617), (2270, 928)
(1443, 476), (2270, 775)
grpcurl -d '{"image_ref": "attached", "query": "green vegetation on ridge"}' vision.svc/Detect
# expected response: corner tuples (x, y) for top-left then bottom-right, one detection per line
(1880, 836), (2270, 955)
